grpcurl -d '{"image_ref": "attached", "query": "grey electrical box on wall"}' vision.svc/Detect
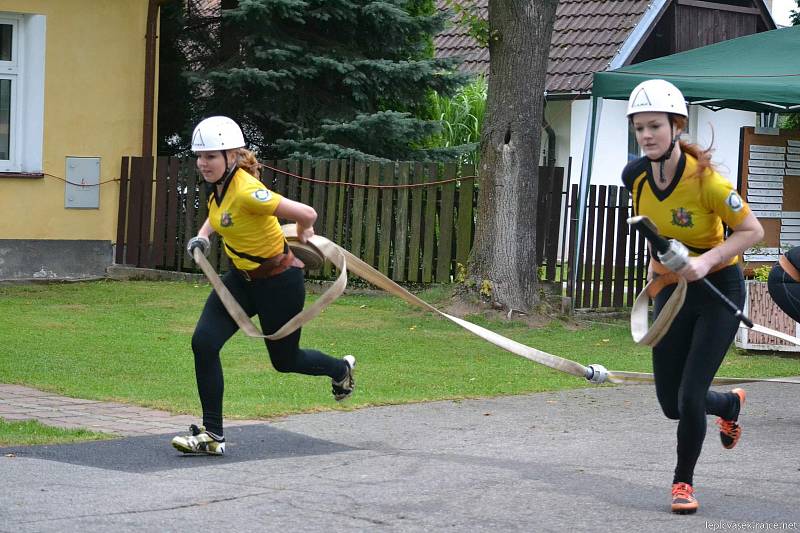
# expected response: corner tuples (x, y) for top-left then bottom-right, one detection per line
(65, 157), (100, 209)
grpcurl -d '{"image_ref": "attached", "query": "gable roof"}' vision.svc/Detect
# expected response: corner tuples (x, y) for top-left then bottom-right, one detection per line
(550, 0), (654, 94)
(435, 0), (653, 93)
(434, 0), (776, 96)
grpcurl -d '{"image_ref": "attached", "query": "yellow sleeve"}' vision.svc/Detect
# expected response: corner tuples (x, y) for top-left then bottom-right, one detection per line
(702, 171), (750, 228)
(240, 183), (283, 216)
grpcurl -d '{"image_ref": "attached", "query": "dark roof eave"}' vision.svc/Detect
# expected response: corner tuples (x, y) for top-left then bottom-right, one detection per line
(545, 90), (593, 101)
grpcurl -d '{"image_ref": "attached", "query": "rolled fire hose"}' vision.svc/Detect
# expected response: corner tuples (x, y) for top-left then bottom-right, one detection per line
(630, 276), (687, 347)
(193, 226), (800, 386)
(626, 215), (800, 383)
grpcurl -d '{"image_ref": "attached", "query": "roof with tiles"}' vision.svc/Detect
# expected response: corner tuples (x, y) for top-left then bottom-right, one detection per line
(189, 0), (219, 17)
(435, 0), (654, 94)
(434, 2), (490, 74)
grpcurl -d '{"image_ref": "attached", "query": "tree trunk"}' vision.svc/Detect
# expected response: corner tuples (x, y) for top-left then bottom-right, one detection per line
(469, 0), (557, 314)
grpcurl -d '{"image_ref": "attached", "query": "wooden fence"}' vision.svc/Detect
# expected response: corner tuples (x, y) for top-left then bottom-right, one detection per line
(115, 157), (565, 285)
(564, 183), (649, 308)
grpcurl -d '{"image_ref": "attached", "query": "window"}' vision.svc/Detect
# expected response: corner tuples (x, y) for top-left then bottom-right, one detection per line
(0, 13), (45, 174)
(0, 18), (18, 164)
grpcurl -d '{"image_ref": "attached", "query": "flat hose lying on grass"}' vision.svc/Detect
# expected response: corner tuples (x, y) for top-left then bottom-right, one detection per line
(192, 226), (800, 386)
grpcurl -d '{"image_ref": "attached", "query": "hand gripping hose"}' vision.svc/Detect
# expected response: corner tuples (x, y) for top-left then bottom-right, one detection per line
(192, 226), (800, 386)
(627, 216), (800, 383)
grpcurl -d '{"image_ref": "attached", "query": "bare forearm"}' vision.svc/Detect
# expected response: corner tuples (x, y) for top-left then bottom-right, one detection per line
(294, 207), (317, 229)
(707, 230), (761, 265)
(198, 219), (215, 239)
(274, 198), (317, 228)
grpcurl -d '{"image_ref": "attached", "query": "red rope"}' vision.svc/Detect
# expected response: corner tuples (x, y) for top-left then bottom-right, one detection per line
(261, 162), (477, 189)
(41, 164), (478, 190)
(44, 173), (120, 187)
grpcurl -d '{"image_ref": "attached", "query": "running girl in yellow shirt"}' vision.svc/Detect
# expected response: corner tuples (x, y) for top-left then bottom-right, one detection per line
(622, 80), (763, 514)
(172, 116), (356, 455)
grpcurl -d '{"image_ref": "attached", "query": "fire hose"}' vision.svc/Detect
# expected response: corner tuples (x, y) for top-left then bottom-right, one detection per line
(191, 225), (800, 386)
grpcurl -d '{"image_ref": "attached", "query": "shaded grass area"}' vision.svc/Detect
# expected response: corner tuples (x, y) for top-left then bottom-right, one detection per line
(1, 280), (798, 434)
(0, 418), (113, 446)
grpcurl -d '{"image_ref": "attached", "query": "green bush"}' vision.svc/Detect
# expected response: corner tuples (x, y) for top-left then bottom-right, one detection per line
(424, 76), (487, 165)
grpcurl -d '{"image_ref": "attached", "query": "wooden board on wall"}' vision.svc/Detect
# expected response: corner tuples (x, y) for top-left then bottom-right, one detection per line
(739, 127), (800, 264)
(783, 176), (800, 209)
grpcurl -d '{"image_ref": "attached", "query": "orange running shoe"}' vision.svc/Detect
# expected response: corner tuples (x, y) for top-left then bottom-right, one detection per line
(671, 482), (699, 514)
(716, 388), (746, 449)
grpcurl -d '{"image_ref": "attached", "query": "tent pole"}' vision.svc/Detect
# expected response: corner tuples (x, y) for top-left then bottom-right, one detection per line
(570, 96), (602, 307)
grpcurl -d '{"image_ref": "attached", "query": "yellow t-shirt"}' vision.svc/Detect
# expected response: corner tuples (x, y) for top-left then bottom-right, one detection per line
(621, 153), (750, 264)
(207, 168), (285, 270)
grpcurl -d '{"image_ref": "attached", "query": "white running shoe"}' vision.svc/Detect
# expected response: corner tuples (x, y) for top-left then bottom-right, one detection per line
(171, 424), (225, 455)
(331, 355), (356, 401)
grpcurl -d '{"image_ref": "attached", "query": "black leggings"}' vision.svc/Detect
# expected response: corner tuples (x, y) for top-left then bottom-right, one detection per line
(767, 264), (800, 322)
(191, 267), (347, 436)
(652, 265), (743, 485)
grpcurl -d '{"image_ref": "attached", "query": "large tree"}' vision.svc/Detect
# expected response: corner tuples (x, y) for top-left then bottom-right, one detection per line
(468, 0), (557, 313)
(173, 0), (469, 160)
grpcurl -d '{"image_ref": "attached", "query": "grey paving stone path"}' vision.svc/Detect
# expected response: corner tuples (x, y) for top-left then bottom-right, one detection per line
(0, 383), (261, 436)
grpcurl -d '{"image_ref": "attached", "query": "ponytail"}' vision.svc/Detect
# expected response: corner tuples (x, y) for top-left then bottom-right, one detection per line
(235, 148), (261, 178)
(672, 115), (715, 176)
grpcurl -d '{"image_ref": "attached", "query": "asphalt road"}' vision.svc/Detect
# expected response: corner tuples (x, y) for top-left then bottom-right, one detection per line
(2, 381), (798, 532)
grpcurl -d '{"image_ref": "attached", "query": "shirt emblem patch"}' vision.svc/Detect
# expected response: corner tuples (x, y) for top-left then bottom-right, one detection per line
(671, 207), (694, 228)
(253, 189), (271, 202)
(726, 191), (744, 212)
(220, 211), (233, 228)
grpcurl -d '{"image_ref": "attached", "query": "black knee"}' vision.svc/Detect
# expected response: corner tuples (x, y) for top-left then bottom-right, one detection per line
(768, 265), (800, 322)
(677, 394), (705, 420)
(656, 390), (681, 419)
(192, 326), (223, 360)
(271, 358), (299, 373)
(661, 404), (680, 420)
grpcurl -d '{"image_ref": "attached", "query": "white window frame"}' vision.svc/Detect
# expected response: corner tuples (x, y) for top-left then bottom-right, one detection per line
(0, 16), (20, 170)
(0, 12), (45, 175)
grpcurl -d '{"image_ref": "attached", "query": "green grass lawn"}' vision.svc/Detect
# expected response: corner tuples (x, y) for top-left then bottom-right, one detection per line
(0, 419), (113, 446)
(1, 279), (798, 444)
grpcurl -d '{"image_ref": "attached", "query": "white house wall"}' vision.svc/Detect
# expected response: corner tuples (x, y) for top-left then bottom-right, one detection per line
(568, 98), (755, 189)
(542, 100), (572, 263)
(543, 100), (572, 172)
(568, 98), (630, 189)
(691, 106), (754, 187)
(551, 98), (755, 266)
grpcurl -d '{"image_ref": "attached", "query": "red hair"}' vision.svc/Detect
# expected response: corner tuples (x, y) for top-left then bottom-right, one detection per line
(235, 148), (262, 178)
(672, 115), (715, 176)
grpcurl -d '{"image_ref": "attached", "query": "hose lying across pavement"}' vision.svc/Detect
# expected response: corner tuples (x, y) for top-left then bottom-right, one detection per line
(192, 226), (800, 386)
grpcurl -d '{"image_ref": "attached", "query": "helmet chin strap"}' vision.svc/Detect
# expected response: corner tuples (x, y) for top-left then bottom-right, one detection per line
(647, 119), (679, 184)
(205, 150), (239, 196)
(207, 150), (238, 187)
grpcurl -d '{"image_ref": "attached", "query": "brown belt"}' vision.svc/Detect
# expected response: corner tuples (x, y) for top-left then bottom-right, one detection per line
(237, 248), (305, 281)
(646, 259), (727, 298)
(779, 255), (800, 282)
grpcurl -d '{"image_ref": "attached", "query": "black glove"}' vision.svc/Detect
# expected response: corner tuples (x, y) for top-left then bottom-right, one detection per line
(186, 236), (211, 260)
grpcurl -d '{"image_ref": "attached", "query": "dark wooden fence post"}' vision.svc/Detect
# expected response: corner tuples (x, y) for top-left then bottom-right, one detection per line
(393, 162), (410, 281)
(436, 163), (456, 282)
(115, 157), (130, 265)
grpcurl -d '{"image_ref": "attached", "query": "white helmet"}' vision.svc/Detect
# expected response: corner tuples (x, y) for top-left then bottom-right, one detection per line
(191, 116), (245, 152)
(626, 79), (688, 118)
